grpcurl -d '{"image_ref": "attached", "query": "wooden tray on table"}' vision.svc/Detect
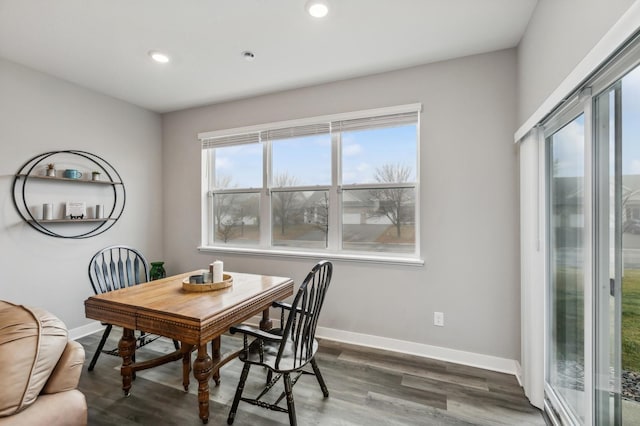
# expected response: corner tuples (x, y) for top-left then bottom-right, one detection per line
(182, 272), (233, 292)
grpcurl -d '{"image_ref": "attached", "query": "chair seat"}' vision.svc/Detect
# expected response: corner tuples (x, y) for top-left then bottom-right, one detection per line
(239, 329), (319, 373)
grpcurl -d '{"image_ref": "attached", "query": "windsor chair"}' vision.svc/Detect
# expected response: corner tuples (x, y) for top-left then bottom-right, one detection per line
(227, 260), (333, 426)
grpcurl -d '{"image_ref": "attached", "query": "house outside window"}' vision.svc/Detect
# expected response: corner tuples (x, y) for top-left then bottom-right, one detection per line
(199, 104), (422, 262)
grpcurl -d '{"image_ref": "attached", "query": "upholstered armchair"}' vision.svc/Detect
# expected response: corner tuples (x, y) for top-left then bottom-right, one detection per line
(0, 301), (87, 426)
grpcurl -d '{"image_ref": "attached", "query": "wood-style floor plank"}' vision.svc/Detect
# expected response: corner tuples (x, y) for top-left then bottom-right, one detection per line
(76, 330), (544, 425)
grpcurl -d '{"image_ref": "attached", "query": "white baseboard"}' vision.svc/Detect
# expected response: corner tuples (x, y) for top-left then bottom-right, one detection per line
(317, 326), (519, 375)
(72, 317), (520, 378)
(245, 316), (519, 376)
(514, 361), (524, 387)
(69, 321), (104, 341)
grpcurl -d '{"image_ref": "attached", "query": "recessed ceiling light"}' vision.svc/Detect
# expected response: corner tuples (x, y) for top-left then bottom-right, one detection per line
(241, 51), (256, 62)
(306, 0), (329, 18)
(148, 50), (170, 64)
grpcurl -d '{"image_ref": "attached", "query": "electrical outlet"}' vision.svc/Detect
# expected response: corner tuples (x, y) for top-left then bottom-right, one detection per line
(434, 311), (444, 327)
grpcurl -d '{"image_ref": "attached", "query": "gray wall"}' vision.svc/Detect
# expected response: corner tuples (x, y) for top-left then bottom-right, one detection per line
(517, 0), (636, 124)
(162, 49), (521, 360)
(0, 58), (163, 329)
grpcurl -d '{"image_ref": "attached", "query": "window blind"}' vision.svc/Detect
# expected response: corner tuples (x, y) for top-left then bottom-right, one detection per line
(201, 105), (419, 149)
(201, 132), (260, 149)
(333, 111), (418, 132)
(263, 123), (330, 141)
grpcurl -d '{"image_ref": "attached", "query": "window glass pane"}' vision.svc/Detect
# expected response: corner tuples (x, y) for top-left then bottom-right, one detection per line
(214, 143), (262, 189)
(342, 188), (415, 253)
(272, 134), (331, 186)
(272, 190), (328, 249)
(548, 114), (585, 422)
(342, 125), (417, 185)
(213, 193), (260, 245)
(620, 67), (640, 417)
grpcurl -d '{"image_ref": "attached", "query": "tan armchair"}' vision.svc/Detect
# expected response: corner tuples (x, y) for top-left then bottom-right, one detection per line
(0, 301), (87, 426)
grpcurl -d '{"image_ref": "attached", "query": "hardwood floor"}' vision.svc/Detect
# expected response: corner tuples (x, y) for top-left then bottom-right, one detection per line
(77, 330), (544, 425)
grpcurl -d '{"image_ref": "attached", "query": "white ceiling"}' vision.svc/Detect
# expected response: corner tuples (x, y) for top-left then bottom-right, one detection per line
(0, 0), (537, 113)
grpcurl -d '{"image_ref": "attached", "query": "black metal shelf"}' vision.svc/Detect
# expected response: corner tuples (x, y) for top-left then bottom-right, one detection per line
(12, 150), (126, 239)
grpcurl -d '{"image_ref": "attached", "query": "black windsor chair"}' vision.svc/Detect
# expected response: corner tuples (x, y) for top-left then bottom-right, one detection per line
(227, 260), (333, 426)
(87, 245), (180, 371)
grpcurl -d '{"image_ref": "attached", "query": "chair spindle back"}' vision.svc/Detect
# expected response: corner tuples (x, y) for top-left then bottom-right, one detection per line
(276, 260), (332, 370)
(88, 245), (150, 295)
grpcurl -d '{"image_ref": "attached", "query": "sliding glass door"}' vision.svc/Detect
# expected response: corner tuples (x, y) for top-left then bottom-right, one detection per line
(544, 52), (640, 425)
(547, 111), (589, 424)
(594, 63), (640, 426)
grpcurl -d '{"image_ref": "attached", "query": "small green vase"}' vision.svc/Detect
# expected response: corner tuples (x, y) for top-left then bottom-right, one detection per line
(150, 261), (166, 281)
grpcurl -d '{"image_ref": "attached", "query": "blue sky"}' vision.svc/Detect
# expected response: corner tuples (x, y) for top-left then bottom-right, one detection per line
(341, 125), (417, 184)
(273, 135), (331, 185)
(214, 124), (417, 188)
(214, 143), (262, 188)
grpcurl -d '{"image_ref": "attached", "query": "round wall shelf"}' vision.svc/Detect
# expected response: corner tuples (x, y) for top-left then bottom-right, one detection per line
(12, 150), (126, 239)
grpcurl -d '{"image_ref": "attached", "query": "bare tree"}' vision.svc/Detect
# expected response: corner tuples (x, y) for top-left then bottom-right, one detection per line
(215, 174), (233, 189)
(272, 173), (300, 235)
(369, 164), (413, 238)
(311, 192), (329, 236)
(214, 174), (236, 234)
(236, 194), (260, 236)
(216, 220), (238, 243)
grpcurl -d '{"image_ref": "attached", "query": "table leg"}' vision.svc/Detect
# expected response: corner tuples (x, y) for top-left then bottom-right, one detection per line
(118, 328), (136, 397)
(211, 337), (221, 386)
(193, 343), (212, 424)
(259, 307), (272, 331)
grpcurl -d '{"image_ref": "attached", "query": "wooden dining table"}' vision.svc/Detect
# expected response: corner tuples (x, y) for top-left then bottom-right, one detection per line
(84, 270), (294, 424)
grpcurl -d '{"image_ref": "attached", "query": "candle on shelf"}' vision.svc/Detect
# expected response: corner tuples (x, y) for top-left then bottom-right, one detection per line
(42, 203), (53, 221)
(210, 260), (223, 283)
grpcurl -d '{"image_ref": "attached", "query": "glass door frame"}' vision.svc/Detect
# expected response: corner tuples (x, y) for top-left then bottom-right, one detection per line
(543, 92), (595, 426)
(593, 81), (623, 426)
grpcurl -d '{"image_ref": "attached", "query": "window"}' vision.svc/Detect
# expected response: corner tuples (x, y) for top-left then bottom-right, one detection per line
(200, 104), (421, 260)
(339, 121), (418, 253)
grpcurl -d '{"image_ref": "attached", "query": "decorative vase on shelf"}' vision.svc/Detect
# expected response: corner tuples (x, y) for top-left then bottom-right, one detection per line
(150, 261), (166, 281)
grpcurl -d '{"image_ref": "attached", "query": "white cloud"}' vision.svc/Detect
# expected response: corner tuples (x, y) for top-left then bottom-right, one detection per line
(341, 162), (373, 184)
(221, 143), (262, 156)
(630, 159), (640, 174)
(342, 171), (356, 182)
(216, 156), (232, 169)
(356, 162), (370, 173)
(310, 136), (331, 146)
(342, 163), (372, 184)
(343, 144), (363, 157)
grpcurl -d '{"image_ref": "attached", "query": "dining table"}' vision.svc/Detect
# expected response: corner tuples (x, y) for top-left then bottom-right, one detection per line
(84, 269), (294, 424)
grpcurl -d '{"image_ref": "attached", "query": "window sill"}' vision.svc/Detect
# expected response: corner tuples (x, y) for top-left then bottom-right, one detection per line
(197, 245), (424, 266)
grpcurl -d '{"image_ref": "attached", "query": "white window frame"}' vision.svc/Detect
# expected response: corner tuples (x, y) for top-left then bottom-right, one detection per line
(199, 103), (424, 266)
